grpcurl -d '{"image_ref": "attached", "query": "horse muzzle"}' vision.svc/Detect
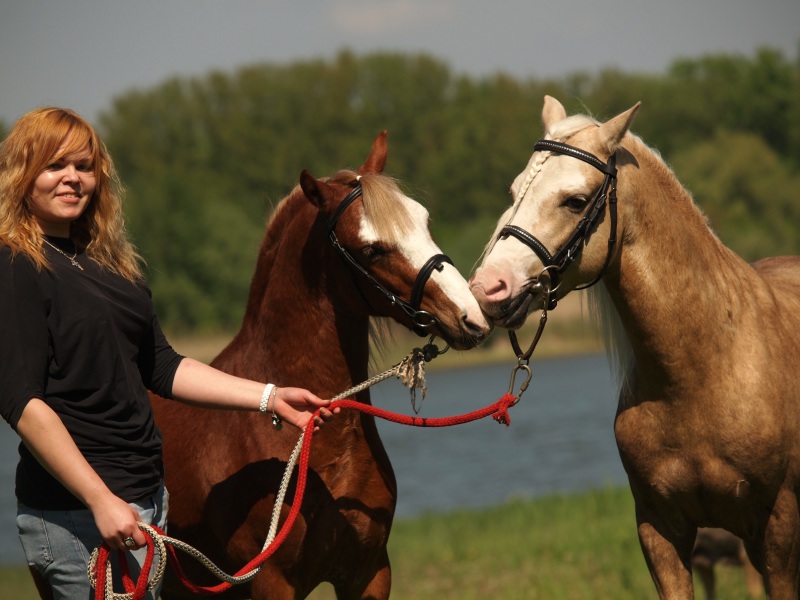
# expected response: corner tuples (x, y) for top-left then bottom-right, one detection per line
(480, 278), (548, 330)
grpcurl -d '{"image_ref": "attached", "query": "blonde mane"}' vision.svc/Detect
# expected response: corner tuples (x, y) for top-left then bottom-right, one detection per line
(587, 283), (633, 393)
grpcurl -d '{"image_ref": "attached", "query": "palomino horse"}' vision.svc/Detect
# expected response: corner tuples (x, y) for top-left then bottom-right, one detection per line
(153, 132), (491, 599)
(470, 96), (800, 599)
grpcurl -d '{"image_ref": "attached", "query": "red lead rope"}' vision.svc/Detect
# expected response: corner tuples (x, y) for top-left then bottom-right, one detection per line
(333, 393), (517, 429)
(92, 392), (518, 599)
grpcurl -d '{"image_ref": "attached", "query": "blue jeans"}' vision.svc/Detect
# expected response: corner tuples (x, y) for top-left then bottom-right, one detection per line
(17, 484), (168, 600)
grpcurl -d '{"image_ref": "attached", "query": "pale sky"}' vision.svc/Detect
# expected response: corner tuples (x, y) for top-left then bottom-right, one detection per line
(1, 0), (798, 126)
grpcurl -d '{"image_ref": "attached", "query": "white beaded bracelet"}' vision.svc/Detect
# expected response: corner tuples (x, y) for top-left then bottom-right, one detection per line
(260, 383), (275, 414)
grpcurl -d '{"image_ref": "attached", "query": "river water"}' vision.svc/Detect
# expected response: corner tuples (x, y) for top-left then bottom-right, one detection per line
(0, 353), (627, 565)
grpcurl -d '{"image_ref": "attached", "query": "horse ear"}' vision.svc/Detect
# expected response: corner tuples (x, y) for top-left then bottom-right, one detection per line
(599, 102), (641, 152)
(542, 96), (567, 132)
(299, 169), (332, 209)
(358, 131), (388, 175)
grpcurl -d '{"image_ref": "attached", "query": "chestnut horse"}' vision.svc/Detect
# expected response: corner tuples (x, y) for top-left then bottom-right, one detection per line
(153, 132), (490, 599)
(470, 96), (800, 599)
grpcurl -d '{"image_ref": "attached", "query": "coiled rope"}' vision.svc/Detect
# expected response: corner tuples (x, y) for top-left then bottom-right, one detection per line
(89, 344), (519, 600)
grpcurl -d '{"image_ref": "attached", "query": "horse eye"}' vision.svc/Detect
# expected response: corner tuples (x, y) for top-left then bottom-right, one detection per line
(563, 195), (589, 211)
(360, 244), (388, 261)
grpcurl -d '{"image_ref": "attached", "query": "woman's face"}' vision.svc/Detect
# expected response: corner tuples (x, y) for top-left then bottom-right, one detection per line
(29, 142), (96, 237)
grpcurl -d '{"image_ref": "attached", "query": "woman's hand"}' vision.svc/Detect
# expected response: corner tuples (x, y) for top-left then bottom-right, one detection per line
(17, 399), (146, 551)
(90, 492), (146, 551)
(274, 387), (339, 431)
(171, 359), (340, 430)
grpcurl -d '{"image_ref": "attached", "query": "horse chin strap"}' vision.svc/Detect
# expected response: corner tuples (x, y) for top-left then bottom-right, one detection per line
(498, 139), (619, 311)
(327, 181), (453, 337)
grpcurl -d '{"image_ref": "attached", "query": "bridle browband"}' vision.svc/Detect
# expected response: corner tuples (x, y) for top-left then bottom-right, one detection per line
(497, 139), (619, 309)
(326, 181), (453, 337)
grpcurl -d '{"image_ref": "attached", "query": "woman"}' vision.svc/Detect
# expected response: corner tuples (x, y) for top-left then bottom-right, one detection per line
(0, 107), (336, 600)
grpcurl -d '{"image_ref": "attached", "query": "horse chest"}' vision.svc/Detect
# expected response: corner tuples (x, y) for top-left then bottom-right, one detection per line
(615, 401), (783, 506)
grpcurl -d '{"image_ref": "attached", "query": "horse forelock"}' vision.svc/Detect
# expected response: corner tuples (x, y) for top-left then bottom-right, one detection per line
(511, 114), (603, 210)
(358, 172), (414, 242)
(547, 113), (600, 141)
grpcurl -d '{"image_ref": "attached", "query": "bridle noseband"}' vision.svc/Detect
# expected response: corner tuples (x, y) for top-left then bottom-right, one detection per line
(326, 181), (453, 337)
(497, 139), (619, 309)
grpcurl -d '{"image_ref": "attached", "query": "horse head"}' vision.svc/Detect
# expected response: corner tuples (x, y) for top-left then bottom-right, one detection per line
(300, 131), (491, 350)
(471, 96), (640, 329)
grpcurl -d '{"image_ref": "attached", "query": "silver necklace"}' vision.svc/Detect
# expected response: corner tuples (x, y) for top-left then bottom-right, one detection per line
(43, 238), (84, 271)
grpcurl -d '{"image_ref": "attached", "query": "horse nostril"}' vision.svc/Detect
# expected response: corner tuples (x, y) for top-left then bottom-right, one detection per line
(482, 279), (510, 303)
(471, 269), (512, 304)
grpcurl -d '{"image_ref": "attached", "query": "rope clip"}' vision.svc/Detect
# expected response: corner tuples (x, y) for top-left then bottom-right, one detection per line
(507, 361), (532, 405)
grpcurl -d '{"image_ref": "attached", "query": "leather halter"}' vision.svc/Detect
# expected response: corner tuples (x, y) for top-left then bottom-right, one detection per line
(497, 139), (619, 309)
(327, 182), (453, 336)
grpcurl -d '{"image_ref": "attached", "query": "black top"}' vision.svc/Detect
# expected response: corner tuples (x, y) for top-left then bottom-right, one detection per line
(0, 238), (184, 509)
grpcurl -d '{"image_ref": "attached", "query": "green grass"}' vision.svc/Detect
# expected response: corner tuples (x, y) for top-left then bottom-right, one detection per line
(0, 565), (38, 600)
(373, 486), (760, 600)
(2, 487), (762, 599)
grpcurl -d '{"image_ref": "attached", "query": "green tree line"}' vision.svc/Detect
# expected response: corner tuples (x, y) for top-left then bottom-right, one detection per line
(3, 47), (798, 332)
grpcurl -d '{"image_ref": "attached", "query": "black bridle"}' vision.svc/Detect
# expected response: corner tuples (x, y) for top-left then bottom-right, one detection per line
(495, 140), (620, 397)
(326, 181), (453, 337)
(497, 139), (619, 310)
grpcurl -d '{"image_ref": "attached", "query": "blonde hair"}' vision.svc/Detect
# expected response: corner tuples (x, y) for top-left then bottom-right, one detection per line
(0, 107), (142, 280)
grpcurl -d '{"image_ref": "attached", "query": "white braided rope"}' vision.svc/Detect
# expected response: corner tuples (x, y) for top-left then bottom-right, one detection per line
(88, 348), (430, 599)
(87, 522), (168, 600)
(332, 348), (428, 401)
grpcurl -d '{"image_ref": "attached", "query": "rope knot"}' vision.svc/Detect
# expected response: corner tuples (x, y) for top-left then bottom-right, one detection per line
(394, 347), (428, 412)
(492, 393), (517, 427)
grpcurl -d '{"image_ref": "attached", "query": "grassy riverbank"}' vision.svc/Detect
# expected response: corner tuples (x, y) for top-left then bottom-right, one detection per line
(0, 486), (758, 599)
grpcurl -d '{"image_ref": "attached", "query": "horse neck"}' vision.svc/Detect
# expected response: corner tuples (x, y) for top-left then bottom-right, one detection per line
(599, 140), (759, 388)
(214, 195), (371, 397)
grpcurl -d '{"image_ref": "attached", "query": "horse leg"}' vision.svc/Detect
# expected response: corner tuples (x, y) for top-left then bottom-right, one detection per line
(735, 540), (764, 598)
(760, 488), (800, 599)
(636, 506), (696, 599)
(742, 560), (764, 599)
(692, 562), (715, 600)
